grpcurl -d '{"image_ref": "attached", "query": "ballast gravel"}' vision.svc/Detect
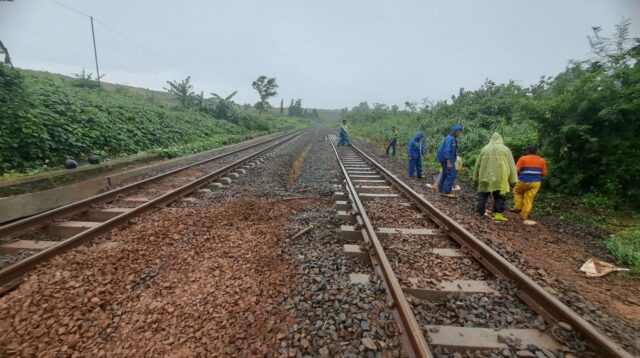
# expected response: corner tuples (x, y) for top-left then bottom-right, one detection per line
(0, 199), (304, 356)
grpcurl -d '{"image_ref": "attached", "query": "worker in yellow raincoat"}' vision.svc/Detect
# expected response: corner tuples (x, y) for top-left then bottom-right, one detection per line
(473, 133), (518, 222)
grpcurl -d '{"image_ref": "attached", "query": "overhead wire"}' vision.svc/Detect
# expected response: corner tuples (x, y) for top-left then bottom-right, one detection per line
(47, 0), (230, 95)
(49, 0), (184, 73)
(91, 18), (184, 71)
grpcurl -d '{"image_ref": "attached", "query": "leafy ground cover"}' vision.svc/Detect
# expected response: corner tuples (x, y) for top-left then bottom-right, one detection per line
(0, 66), (309, 176)
(604, 228), (640, 270)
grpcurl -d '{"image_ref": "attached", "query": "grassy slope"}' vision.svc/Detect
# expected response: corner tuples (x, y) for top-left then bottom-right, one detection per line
(1, 68), (311, 177)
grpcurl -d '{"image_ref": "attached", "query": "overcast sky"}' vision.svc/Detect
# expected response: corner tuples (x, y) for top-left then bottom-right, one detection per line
(1, 0), (639, 109)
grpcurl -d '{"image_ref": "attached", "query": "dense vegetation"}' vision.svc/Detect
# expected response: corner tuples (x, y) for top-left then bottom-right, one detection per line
(0, 67), (307, 175)
(605, 229), (640, 270)
(346, 23), (640, 208)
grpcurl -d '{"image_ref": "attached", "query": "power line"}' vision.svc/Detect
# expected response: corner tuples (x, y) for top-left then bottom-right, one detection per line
(50, 0), (90, 17)
(92, 18), (184, 71)
(48, 0), (185, 73)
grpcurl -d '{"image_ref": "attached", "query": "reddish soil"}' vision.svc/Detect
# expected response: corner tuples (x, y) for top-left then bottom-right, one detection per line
(0, 198), (308, 357)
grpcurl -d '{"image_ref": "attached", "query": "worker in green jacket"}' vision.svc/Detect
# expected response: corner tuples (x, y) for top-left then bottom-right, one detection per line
(473, 133), (518, 222)
(385, 126), (398, 156)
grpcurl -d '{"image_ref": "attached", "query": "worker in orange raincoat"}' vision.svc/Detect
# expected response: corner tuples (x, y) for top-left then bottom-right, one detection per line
(511, 145), (547, 225)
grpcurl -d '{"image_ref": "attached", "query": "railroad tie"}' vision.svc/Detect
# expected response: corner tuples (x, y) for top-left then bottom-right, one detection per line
(45, 221), (102, 238)
(352, 179), (386, 183)
(122, 197), (150, 204)
(333, 200), (350, 211)
(424, 326), (562, 352)
(217, 177), (233, 185)
(336, 210), (356, 224)
(331, 191), (347, 201)
(358, 193), (399, 200)
(348, 175), (381, 179)
(403, 278), (497, 300)
(354, 185), (392, 192)
(348, 273), (372, 285)
(0, 240), (58, 255)
(340, 225), (444, 243)
(343, 244), (370, 264)
(208, 182), (226, 190)
(83, 207), (132, 222)
(346, 170), (377, 174)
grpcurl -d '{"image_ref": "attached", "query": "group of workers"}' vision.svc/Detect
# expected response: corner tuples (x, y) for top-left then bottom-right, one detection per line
(338, 119), (547, 225)
(403, 124), (547, 225)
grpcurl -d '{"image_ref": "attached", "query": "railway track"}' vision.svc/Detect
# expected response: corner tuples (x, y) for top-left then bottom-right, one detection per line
(329, 137), (632, 358)
(0, 129), (305, 291)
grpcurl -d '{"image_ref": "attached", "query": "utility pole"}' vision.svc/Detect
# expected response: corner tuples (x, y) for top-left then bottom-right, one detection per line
(90, 16), (101, 87)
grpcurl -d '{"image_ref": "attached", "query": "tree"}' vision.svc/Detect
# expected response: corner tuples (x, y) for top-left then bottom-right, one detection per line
(207, 90), (237, 120)
(534, 21), (640, 205)
(288, 99), (304, 117)
(404, 101), (417, 112)
(312, 108), (319, 118)
(280, 99), (284, 114)
(372, 103), (388, 112)
(164, 76), (195, 108)
(587, 18), (634, 64)
(287, 99), (295, 116)
(252, 75), (278, 115)
(420, 97), (433, 111)
(294, 99), (302, 116)
(0, 40), (13, 67)
(353, 102), (370, 112)
(71, 69), (105, 89)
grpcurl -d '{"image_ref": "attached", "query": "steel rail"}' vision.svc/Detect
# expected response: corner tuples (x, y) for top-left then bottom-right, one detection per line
(0, 130), (307, 287)
(329, 138), (432, 358)
(348, 144), (632, 358)
(0, 130), (297, 239)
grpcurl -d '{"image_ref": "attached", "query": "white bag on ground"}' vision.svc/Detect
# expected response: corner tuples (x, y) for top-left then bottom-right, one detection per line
(579, 258), (629, 277)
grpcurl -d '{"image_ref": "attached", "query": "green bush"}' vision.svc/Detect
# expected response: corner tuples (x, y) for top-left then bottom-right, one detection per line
(533, 56), (640, 206)
(347, 80), (538, 169)
(604, 228), (640, 269)
(155, 133), (254, 159)
(346, 24), (639, 207)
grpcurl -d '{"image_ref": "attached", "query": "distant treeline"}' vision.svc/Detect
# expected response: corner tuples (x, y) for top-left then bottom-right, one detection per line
(345, 22), (640, 207)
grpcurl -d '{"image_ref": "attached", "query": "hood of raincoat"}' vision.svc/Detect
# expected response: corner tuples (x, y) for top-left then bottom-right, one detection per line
(472, 132), (517, 195)
(489, 132), (503, 145)
(450, 124), (463, 135)
(413, 131), (425, 140)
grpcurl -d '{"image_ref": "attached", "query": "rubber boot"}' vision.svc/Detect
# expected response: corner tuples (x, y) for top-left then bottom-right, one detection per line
(494, 213), (508, 222)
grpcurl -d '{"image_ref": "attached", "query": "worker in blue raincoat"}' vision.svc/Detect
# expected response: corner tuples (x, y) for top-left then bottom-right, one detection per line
(436, 123), (463, 198)
(408, 131), (426, 178)
(337, 119), (352, 147)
